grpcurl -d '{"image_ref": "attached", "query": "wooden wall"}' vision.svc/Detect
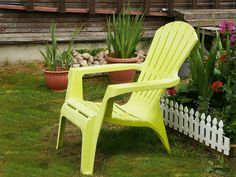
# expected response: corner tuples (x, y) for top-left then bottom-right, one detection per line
(0, 9), (172, 44)
(0, 0), (235, 44)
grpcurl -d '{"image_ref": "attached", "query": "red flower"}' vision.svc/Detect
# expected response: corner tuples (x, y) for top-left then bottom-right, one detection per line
(219, 54), (227, 62)
(167, 87), (177, 95)
(211, 81), (223, 92)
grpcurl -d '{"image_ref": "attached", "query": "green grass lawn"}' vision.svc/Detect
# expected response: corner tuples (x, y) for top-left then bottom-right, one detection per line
(0, 63), (235, 177)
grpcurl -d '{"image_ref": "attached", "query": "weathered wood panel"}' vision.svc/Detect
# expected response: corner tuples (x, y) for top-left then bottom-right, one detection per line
(0, 9), (172, 43)
(175, 9), (236, 27)
(0, 0), (235, 15)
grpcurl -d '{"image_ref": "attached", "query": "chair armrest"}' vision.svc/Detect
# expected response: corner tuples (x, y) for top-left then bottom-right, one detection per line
(96, 76), (180, 125)
(105, 76), (180, 98)
(66, 63), (143, 100)
(70, 63), (142, 76)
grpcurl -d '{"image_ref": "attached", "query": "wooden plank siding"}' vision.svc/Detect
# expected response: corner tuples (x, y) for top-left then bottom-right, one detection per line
(0, 0), (236, 44)
(0, 0), (236, 16)
(0, 9), (171, 43)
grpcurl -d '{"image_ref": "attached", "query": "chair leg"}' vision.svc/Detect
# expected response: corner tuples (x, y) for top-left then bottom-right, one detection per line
(150, 114), (171, 153)
(56, 116), (67, 149)
(80, 128), (99, 175)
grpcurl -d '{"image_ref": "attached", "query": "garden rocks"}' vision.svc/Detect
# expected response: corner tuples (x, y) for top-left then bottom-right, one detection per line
(73, 49), (147, 67)
(136, 49), (146, 63)
(73, 50), (108, 67)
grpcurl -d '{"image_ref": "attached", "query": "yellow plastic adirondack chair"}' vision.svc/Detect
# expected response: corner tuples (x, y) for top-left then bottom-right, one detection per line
(56, 21), (198, 175)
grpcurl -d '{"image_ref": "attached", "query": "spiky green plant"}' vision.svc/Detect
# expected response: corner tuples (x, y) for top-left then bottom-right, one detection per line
(40, 23), (80, 70)
(40, 22), (58, 71)
(189, 30), (220, 112)
(106, 6), (144, 58)
(59, 27), (80, 69)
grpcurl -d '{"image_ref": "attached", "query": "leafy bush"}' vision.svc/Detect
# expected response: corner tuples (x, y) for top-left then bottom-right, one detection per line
(216, 20), (236, 142)
(76, 48), (107, 56)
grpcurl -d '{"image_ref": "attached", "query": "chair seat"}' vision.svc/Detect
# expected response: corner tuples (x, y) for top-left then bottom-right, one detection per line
(66, 98), (145, 125)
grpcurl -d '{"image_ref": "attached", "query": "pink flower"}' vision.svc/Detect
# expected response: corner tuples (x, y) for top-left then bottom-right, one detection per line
(219, 20), (227, 34)
(228, 21), (235, 33)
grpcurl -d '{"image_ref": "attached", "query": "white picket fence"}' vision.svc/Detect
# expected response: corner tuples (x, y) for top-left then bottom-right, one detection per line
(160, 98), (230, 155)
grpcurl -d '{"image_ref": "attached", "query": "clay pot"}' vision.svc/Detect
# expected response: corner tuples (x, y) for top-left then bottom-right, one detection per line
(106, 55), (139, 84)
(43, 68), (68, 91)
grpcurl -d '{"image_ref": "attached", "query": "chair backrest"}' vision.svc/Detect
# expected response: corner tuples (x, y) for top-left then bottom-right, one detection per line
(125, 21), (198, 117)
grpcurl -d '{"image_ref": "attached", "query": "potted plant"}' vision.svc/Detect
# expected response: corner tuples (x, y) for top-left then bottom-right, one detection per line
(105, 6), (144, 83)
(40, 22), (80, 91)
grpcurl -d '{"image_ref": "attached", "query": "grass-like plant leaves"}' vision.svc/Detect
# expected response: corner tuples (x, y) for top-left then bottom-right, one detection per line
(106, 6), (144, 58)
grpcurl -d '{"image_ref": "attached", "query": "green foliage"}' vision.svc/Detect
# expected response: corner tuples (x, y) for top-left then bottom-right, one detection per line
(217, 46), (236, 142)
(205, 156), (227, 176)
(40, 22), (80, 71)
(76, 48), (107, 56)
(106, 5), (144, 58)
(189, 30), (220, 113)
(40, 23), (58, 71)
(59, 27), (80, 69)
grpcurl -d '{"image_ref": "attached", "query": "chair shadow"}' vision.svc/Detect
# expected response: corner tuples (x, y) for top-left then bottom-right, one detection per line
(97, 126), (167, 155)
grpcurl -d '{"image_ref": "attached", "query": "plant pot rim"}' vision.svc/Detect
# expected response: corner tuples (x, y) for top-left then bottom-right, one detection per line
(106, 53), (139, 63)
(43, 68), (69, 74)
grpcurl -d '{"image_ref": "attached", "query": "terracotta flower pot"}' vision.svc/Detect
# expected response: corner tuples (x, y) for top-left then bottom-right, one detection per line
(106, 55), (139, 84)
(43, 68), (68, 91)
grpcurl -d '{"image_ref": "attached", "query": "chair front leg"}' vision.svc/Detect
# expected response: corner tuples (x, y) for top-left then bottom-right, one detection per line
(56, 116), (67, 149)
(80, 123), (100, 175)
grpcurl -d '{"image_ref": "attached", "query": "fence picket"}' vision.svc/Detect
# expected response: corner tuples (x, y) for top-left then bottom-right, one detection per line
(170, 101), (174, 128)
(217, 120), (224, 152)
(211, 118), (218, 149)
(184, 106), (189, 135)
(194, 111), (200, 140)
(205, 115), (211, 146)
(174, 102), (179, 130)
(179, 104), (184, 133)
(199, 113), (206, 143)
(189, 109), (194, 138)
(160, 98), (230, 156)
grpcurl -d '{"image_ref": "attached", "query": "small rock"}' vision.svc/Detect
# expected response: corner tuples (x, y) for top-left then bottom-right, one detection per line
(88, 56), (94, 63)
(137, 49), (145, 56)
(97, 56), (104, 61)
(73, 51), (79, 57)
(104, 50), (109, 55)
(75, 56), (83, 62)
(80, 60), (88, 67)
(73, 63), (81, 67)
(93, 56), (98, 61)
(96, 52), (104, 58)
(93, 61), (100, 65)
(88, 62), (93, 66)
(82, 53), (91, 60)
(138, 54), (146, 60)
(73, 58), (78, 64)
(100, 60), (107, 65)
(76, 53), (82, 57)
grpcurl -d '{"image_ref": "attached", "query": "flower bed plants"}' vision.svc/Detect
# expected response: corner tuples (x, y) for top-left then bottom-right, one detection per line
(167, 20), (236, 150)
